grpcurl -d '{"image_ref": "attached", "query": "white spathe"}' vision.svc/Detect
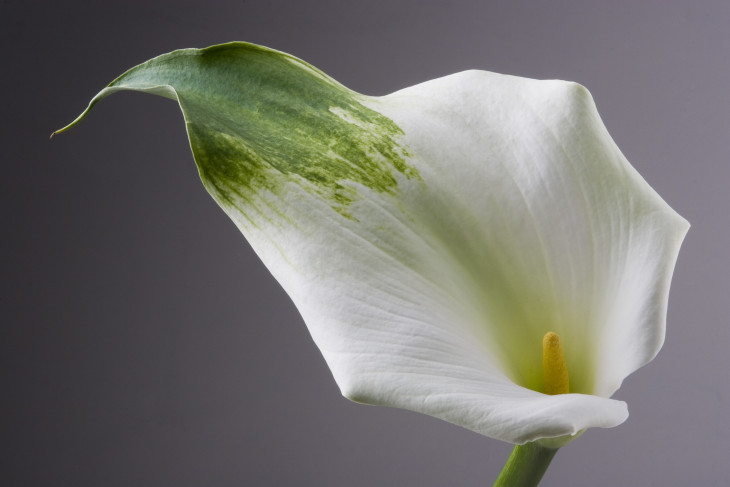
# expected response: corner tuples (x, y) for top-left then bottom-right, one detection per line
(217, 69), (688, 444)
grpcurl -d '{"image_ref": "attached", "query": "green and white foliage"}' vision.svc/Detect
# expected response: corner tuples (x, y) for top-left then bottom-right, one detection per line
(58, 42), (688, 445)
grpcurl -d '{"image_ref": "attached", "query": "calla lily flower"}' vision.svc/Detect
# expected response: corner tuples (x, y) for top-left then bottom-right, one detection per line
(56, 42), (688, 447)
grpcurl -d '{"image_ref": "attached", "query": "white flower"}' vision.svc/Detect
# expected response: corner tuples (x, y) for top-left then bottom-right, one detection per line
(57, 42), (689, 445)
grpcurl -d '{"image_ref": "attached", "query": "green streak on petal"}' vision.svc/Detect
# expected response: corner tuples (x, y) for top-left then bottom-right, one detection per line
(56, 42), (418, 218)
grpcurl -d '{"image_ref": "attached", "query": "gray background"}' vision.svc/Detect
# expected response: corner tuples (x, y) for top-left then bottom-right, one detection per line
(2, 0), (728, 485)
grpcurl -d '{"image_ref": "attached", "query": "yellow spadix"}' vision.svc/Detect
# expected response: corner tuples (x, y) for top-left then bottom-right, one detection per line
(542, 332), (569, 395)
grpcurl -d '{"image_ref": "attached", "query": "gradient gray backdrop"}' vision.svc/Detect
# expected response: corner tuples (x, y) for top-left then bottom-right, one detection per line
(3, 0), (728, 485)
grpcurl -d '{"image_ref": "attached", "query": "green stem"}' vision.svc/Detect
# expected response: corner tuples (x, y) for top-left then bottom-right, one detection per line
(493, 442), (559, 487)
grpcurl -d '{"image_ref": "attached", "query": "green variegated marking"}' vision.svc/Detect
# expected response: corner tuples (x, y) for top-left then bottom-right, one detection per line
(56, 42), (417, 217)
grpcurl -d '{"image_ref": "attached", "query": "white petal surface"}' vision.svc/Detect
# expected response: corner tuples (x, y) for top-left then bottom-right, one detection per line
(214, 73), (676, 443)
(368, 71), (689, 399)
